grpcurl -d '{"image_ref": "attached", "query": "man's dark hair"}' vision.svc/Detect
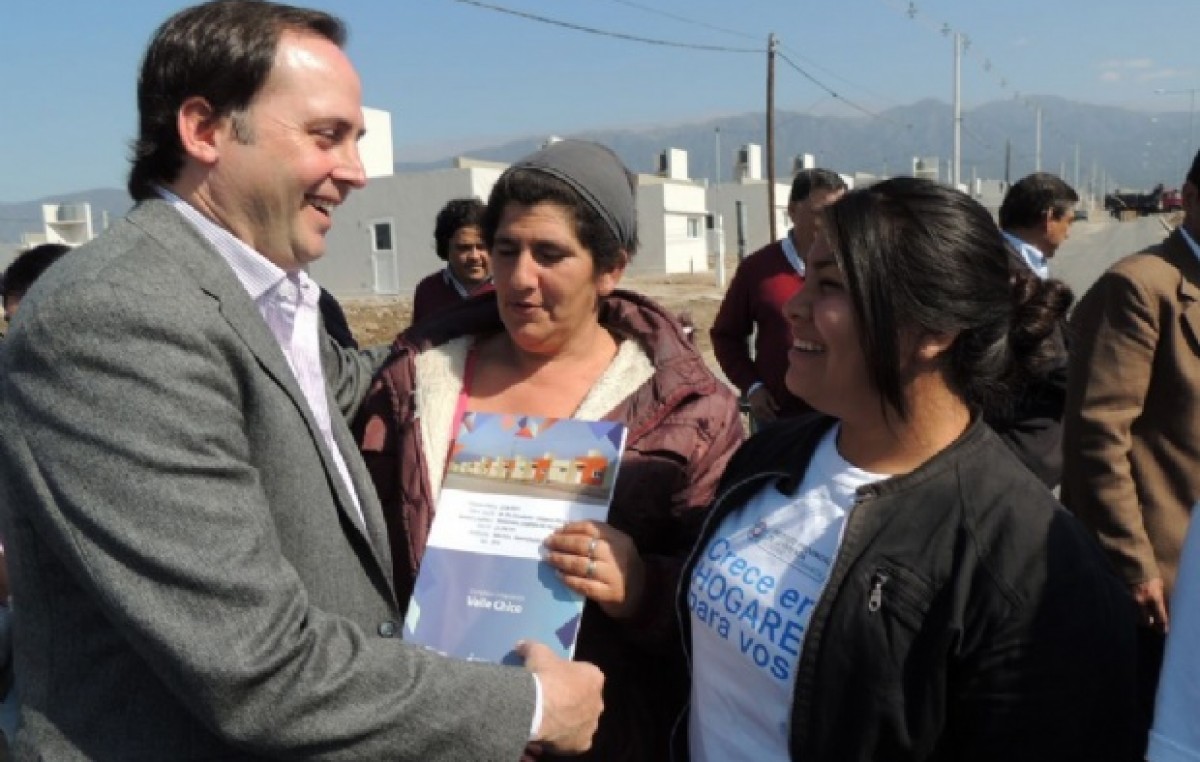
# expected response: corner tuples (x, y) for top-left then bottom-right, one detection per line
(825, 177), (1071, 422)
(1, 243), (71, 303)
(998, 172), (1079, 230)
(433, 198), (486, 261)
(127, 0), (346, 201)
(789, 168), (847, 205)
(1187, 148), (1200, 188)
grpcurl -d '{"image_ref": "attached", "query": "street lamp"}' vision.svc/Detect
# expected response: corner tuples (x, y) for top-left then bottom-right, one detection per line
(1154, 87), (1197, 164)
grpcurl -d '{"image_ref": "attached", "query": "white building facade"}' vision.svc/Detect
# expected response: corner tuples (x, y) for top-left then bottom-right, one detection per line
(314, 120), (721, 296)
(20, 203), (96, 249)
(312, 158), (504, 297)
(631, 148), (709, 275)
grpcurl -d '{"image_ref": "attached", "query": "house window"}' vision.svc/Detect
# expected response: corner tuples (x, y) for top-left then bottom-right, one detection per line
(686, 217), (701, 239)
(372, 221), (393, 251)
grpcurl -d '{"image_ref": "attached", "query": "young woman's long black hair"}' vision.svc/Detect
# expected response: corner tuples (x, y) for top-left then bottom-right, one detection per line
(825, 176), (1072, 421)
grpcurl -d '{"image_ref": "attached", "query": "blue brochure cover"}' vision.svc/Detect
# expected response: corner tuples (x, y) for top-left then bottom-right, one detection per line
(404, 412), (627, 664)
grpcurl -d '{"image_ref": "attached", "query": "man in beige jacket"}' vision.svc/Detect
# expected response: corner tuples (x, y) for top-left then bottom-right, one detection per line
(1063, 148), (1200, 745)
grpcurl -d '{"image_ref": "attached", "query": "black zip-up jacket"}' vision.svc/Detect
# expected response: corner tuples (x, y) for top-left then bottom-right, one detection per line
(674, 414), (1142, 761)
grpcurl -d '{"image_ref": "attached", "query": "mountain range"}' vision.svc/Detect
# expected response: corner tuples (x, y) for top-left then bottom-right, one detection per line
(2, 96), (1190, 244)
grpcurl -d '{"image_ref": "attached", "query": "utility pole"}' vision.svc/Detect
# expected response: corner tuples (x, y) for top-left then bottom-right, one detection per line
(1074, 143), (1080, 189)
(1191, 88), (1196, 154)
(714, 127), (726, 288)
(736, 200), (748, 262)
(952, 31), (962, 188)
(1004, 139), (1011, 185)
(1035, 105), (1043, 172)
(766, 33), (778, 241)
(1091, 158), (1099, 209)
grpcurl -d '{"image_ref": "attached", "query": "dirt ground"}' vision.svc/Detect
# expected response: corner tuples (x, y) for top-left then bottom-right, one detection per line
(340, 262), (735, 379)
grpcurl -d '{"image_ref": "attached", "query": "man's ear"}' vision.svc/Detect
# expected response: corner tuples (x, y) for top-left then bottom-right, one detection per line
(177, 96), (224, 166)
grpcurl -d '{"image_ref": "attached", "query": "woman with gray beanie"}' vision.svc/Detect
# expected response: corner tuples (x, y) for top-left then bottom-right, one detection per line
(356, 140), (743, 759)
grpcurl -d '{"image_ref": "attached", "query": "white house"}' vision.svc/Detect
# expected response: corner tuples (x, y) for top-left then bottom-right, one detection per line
(630, 148), (709, 275)
(706, 144), (791, 259)
(20, 203), (96, 249)
(312, 156), (504, 297)
(707, 145), (863, 260)
(360, 107), (394, 180)
(314, 121), (722, 296)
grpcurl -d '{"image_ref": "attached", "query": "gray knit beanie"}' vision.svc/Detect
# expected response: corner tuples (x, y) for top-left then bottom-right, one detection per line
(510, 140), (638, 250)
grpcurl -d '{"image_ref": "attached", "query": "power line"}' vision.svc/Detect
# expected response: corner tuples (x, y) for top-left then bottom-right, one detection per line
(592, 0), (761, 42)
(775, 51), (875, 119)
(452, 0), (761, 53)
(454, 0), (920, 172)
(455, 0), (913, 139)
(778, 41), (905, 111)
(882, 0), (1090, 176)
(776, 51), (913, 136)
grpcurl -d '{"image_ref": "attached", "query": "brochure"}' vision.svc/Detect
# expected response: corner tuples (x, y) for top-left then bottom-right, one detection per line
(403, 412), (628, 665)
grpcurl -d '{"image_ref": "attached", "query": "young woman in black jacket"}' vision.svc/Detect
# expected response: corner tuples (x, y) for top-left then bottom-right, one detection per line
(678, 177), (1140, 762)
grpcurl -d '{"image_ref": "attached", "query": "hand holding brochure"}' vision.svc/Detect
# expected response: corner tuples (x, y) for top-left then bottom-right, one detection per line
(404, 412), (628, 665)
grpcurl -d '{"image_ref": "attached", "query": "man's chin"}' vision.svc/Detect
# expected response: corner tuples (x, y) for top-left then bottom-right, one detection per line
(453, 269), (488, 286)
(292, 240), (328, 268)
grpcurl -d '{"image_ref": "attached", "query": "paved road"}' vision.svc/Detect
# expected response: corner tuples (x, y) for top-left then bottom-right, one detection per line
(1051, 214), (1175, 298)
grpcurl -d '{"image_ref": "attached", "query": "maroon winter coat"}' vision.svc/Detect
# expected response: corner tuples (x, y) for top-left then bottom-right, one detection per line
(354, 289), (744, 760)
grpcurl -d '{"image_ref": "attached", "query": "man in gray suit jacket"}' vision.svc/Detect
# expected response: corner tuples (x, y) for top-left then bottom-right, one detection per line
(0, 2), (603, 759)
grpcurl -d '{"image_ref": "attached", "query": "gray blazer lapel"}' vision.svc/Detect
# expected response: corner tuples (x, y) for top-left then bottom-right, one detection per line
(126, 201), (377, 545)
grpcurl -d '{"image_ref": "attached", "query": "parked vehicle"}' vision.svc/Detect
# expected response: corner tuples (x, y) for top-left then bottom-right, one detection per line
(1163, 188), (1183, 212)
(1105, 183), (1165, 219)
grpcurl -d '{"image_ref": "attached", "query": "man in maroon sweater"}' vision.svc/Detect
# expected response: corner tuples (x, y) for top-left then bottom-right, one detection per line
(412, 197), (493, 324)
(711, 168), (846, 427)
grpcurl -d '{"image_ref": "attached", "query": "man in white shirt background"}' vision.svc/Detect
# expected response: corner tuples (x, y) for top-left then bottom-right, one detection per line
(999, 171), (1079, 279)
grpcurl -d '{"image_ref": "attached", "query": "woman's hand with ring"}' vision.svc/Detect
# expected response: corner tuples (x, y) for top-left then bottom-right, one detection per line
(544, 520), (645, 619)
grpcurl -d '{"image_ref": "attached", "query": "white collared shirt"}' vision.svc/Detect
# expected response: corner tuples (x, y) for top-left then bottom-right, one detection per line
(1179, 225), (1200, 265)
(1002, 231), (1050, 280)
(442, 266), (490, 299)
(780, 230), (807, 278)
(159, 188), (366, 530)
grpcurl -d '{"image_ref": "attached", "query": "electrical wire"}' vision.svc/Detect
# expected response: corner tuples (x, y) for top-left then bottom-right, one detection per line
(776, 51), (914, 136)
(452, 0), (761, 53)
(592, 0), (761, 42)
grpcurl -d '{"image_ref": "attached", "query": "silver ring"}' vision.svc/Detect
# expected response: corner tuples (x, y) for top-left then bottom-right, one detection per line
(585, 559), (595, 579)
(587, 538), (599, 560)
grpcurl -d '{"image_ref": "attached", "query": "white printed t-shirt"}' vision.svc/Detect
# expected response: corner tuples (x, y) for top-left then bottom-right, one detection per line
(687, 425), (886, 761)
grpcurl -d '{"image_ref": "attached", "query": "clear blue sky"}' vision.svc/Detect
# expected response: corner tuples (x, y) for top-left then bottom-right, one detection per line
(1, 0), (1196, 203)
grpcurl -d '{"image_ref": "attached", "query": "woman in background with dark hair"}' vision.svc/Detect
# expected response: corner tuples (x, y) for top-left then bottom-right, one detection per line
(677, 177), (1139, 761)
(1, 243), (71, 329)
